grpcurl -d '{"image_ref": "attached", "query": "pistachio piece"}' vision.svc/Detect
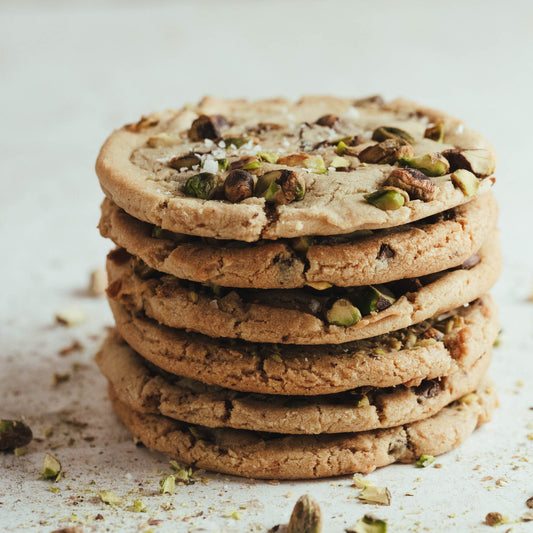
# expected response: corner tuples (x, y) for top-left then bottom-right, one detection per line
(372, 126), (415, 144)
(422, 327), (444, 342)
(257, 151), (279, 164)
(329, 156), (351, 170)
(450, 169), (479, 197)
(217, 158), (229, 171)
(223, 137), (250, 149)
(160, 475), (175, 494)
(304, 155), (327, 174)
(400, 152), (450, 177)
(364, 188), (406, 211)
(42, 453), (62, 481)
(278, 153), (311, 167)
(353, 476), (372, 489)
(326, 299), (362, 327)
(183, 172), (220, 200)
(358, 286), (396, 316)
(224, 170), (256, 203)
(358, 139), (414, 164)
(168, 153), (201, 171)
(442, 149), (496, 176)
(0, 420), (33, 451)
(287, 495), (323, 533)
(256, 170), (306, 204)
(147, 132), (182, 148)
(385, 167), (437, 201)
(316, 114), (339, 128)
(230, 156), (262, 171)
(485, 512), (505, 527)
(188, 114), (228, 141)
(416, 454), (436, 467)
(98, 490), (121, 505)
(346, 515), (388, 533)
(358, 486), (391, 506)
(424, 122), (444, 142)
(306, 282), (333, 290)
(292, 236), (314, 253)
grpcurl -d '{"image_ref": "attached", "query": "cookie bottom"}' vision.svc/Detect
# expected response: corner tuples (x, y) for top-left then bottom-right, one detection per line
(109, 379), (497, 479)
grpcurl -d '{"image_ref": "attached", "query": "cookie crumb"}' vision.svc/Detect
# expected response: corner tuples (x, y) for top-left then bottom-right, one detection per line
(55, 306), (86, 327)
(88, 268), (107, 296)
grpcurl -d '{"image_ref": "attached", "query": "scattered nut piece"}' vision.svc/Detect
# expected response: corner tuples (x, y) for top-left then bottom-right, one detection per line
(372, 126), (415, 144)
(55, 305), (86, 327)
(188, 114), (228, 141)
(98, 490), (121, 505)
(88, 268), (106, 297)
(287, 494), (323, 533)
(346, 515), (387, 533)
(353, 476), (372, 489)
(183, 172), (220, 200)
(523, 510), (533, 522)
(416, 454), (436, 468)
(451, 169), (479, 197)
(359, 286), (396, 316)
(42, 453), (62, 481)
(0, 419), (33, 451)
(364, 188), (407, 211)
(316, 114), (339, 128)
(224, 170), (256, 203)
(326, 299), (362, 327)
(443, 149), (496, 176)
(385, 167), (437, 201)
(256, 169), (306, 204)
(358, 486), (391, 506)
(168, 153), (201, 171)
(359, 139), (414, 164)
(400, 152), (450, 177)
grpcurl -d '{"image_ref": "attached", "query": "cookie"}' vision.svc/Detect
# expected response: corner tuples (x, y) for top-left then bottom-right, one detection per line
(96, 96), (496, 242)
(106, 231), (501, 344)
(99, 192), (498, 289)
(97, 331), (492, 434)
(108, 377), (497, 479)
(108, 295), (498, 395)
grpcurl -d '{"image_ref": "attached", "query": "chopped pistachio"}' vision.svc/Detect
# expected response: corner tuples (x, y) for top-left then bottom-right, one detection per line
(329, 156), (351, 170)
(416, 454), (436, 467)
(357, 396), (370, 407)
(146, 132), (182, 148)
(217, 158), (229, 171)
(0, 419), (33, 451)
(49, 486), (60, 494)
(316, 114), (339, 127)
(269, 353), (283, 363)
(451, 169), (479, 197)
(257, 151), (278, 164)
(183, 172), (220, 200)
(358, 286), (396, 316)
(256, 170), (305, 204)
(358, 486), (391, 506)
(372, 126), (415, 144)
(98, 490), (121, 505)
(364, 188), (406, 211)
(353, 476), (372, 489)
(223, 510), (242, 520)
(223, 137), (250, 148)
(168, 153), (201, 171)
(336, 140), (350, 156)
(326, 299), (362, 327)
(127, 500), (147, 513)
(188, 114), (228, 141)
(242, 159), (262, 170)
(55, 305), (86, 327)
(459, 392), (478, 406)
(292, 236), (314, 253)
(400, 152), (450, 177)
(304, 155), (327, 174)
(358, 139), (414, 164)
(170, 462), (194, 483)
(346, 515), (388, 533)
(160, 475), (175, 494)
(224, 169), (256, 203)
(424, 122), (444, 142)
(14, 446), (27, 456)
(42, 453), (62, 481)
(443, 148), (496, 176)
(385, 167), (437, 201)
(287, 494), (323, 533)
(306, 282), (333, 290)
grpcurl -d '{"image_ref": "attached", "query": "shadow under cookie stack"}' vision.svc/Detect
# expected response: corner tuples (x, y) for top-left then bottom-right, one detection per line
(95, 96), (501, 479)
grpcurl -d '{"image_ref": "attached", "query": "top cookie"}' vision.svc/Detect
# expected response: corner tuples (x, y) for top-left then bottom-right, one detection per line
(96, 96), (496, 241)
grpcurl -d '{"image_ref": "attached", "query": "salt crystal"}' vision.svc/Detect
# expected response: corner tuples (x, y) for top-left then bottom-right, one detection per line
(202, 158), (219, 174)
(204, 139), (214, 148)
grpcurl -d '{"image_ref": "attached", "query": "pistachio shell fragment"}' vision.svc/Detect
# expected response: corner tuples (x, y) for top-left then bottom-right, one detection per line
(346, 515), (388, 533)
(183, 172), (220, 200)
(358, 486), (391, 506)
(224, 170), (256, 203)
(385, 167), (437, 201)
(424, 122), (444, 142)
(359, 139), (414, 164)
(451, 169), (479, 197)
(0, 419), (33, 451)
(256, 170), (306, 204)
(372, 126), (415, 144)
(188, 114), (228, 141)
(287, 495), (323, 533)
(364, 188), (406, 210)
(443, 149), (496, 176)
(400, 152), (450, 177)
(326, 299), (362, 327)
(358, 286), (396, 316)
(168, 153), (201, 171)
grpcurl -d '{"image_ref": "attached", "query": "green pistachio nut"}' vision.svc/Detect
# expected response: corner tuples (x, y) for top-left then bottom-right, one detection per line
(224, 169), (256, 203)
(168, 153), (201, 171)
(188, 114), (228, 141)
(443, 149), (496, 176)
(346, 515), (388, 533)
(372, 126), (415, 144)
(358, 286), (396, 316)
(400, 152), (450, 177)
(183, 172), (220, 199)
(0, 419), (33, 451)
(217, 158), (229, 171)
(326, 299), (362, 327)
(359, 139), (414, 164)
(257, 151), (279, 164)
(304, 155), (327, 174)
(364, 188), (406, 211)
(336, 140), (350, 156)
(416, 454), (436, 468)
(287, 494), (323, 533)
(256, 170), (306, 204)
(451, 169), (479, 196)
(42, 453), (62, 480)
(358, 486), (391, 506)
(223, 137), (250, 149)
(330, 156), (350, 170)
(424, 122), (444, 142)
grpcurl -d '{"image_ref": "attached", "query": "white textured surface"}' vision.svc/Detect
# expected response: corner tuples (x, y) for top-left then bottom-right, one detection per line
(1, 1), (532, 531)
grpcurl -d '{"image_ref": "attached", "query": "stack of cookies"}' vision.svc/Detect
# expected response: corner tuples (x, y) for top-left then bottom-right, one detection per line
(95, 96), (501, 479)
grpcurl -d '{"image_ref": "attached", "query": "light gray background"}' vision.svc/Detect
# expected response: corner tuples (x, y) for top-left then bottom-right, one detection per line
(1, 1), (532, 531)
